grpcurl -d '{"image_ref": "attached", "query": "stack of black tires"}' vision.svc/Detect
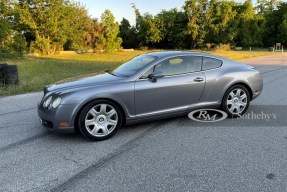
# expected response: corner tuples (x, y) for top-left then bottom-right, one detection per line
(0, 64), (19, 85)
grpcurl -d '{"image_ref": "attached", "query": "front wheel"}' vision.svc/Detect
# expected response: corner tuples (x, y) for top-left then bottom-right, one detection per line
(222, 85), (250, 118)
(78, 100), (123, 141)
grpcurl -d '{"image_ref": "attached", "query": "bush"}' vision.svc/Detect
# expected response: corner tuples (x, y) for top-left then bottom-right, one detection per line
(205, 43), (216, 50)
(139, 46), (149, 51)
(11, 34), (27, 56)
(0, 48), (22, 62)
(0, 32), (26, 61)
(30, 36), (51, 55)
(214, 44), (232, 51)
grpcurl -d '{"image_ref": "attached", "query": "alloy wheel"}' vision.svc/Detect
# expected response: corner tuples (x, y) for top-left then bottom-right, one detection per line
(226, 88), (248, 114)
(85, 104), (118, 137)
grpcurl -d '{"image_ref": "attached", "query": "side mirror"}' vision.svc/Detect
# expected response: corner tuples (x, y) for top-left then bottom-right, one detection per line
(148, 71), (164, 82)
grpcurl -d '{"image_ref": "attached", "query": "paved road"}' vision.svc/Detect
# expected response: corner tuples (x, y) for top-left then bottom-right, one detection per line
(0, 54), (287, 192)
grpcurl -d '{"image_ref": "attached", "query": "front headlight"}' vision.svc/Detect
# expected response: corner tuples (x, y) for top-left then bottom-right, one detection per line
(52, 97), (61, 109)
(43, 96), (52, 108)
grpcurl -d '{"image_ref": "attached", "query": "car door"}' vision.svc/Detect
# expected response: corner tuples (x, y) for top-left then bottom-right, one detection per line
(134, 55), (206, 117)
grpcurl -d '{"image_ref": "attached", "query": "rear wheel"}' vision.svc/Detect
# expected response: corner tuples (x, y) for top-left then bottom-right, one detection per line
(78, 100), (123, 141)
(222, 85), (250, 117)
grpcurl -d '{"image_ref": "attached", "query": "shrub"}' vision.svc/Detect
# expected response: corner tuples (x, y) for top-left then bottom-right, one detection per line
(205, 43), (216, 50)
(214, 44), (232, 51)
(30, 36), (51, 55)
(139, 46), (149, 51)
(11, 34), (27, 56)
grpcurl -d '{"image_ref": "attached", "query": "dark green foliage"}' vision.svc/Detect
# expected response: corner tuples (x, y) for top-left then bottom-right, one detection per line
(263, 2), (287, 46)
(15, 0), (93, 54)
(205, 0), (238, 45)
(1, 0), (287, 53)
(100, 10), (122, 51)
(128, 0), (287, 49)
(155, 9), (189, 49)
(119, 18), (138, 48)
(235, 0), (264, 47)
(13, 1), (122, 54)
(0, 0), (26, 60)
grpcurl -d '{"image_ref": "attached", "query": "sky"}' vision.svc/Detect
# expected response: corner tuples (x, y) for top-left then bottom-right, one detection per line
(79, 0), (185, 25)
(78, 0), (251, 26)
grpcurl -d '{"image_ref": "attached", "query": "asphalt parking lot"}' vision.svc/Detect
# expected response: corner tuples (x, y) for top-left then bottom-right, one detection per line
(0, 53), (287, 192)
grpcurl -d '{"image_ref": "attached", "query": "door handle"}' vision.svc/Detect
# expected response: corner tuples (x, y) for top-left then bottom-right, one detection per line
(194, 77), (204, 82)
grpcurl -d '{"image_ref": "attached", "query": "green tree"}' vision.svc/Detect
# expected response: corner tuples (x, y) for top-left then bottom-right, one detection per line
(0, 0), (11, 48)
(264, 2), (287, 46)
(256, 0), (279, 14)
(278, 5), (287, 45)
(2, 0), (286, 53)
(89, 18), (106, 52)
(16, 0), (91, 54)
(17, 0), (65, 54)
(119, 18), (138, 48)
(132, 5), (163, 47)
(155, 9), (189, 49)
(205, 0), (238, 45)
(184, 0), (209, 48)
(144, 13), (163, 45)
(132, 5), (189, 49)
(100, 10), (122, 51)
(0, 0), (26, 59)
(63, 2), (92, 50)
(132, 3), (148, 47)
(235, 0), (263, 47)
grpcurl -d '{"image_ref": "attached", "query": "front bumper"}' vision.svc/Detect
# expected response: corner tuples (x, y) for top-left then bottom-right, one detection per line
(37, 103), (78, 134)
(252, 89), (262, 100)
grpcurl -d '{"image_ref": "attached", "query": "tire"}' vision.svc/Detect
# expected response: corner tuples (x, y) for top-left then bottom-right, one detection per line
(221, 85), (250, 118)
(0, 64), (8, 85)
(4, 65), (19, 85)
(0, 64), (19, 85)
(78, 99), (123, 141)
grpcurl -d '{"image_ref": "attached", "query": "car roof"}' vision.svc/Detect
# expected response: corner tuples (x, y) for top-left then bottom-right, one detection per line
(143, 51), (215, 58)
(142, 51), (239, 65)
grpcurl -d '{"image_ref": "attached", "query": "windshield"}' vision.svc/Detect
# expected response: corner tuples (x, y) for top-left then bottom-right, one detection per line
(112, 55), (157, 77)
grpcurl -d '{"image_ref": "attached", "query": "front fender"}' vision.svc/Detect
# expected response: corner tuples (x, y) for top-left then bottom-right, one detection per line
(59, 82), (135, 127)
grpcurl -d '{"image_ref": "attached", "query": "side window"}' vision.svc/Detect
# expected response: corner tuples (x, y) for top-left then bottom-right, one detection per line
(140, 67), (154, 79)
(154, 56), (202, 76)
(202, 57), (222, 71)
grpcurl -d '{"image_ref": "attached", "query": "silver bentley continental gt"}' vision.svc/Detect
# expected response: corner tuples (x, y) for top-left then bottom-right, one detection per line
(38, 51), (263, 140)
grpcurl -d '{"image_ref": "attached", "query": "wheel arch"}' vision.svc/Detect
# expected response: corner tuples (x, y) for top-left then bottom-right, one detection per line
(224, 82), (253, 101)
(73, 98), (127, 133)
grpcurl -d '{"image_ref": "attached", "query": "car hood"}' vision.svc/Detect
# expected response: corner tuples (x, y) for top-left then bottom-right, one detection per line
(46, 72), (125, 92)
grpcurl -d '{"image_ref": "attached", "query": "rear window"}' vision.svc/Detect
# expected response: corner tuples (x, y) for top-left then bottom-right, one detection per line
(202, 57), (222, 70)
